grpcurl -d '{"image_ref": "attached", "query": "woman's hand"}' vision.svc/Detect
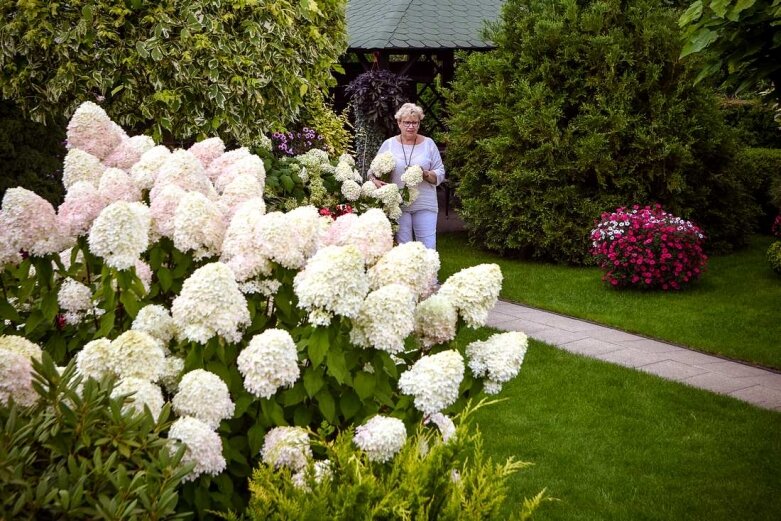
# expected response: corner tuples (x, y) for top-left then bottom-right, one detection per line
(423, 170), (436, 184)
(372, 178), (387, 188)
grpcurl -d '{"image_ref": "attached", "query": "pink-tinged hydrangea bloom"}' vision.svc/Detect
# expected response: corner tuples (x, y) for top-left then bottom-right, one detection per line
(466, 331), (528, 395)
(135, 259), (152, 292)
(354, 415), (407, 462)
(88, 201), (150, 270)
(438, 264), (503, 328)
(293, 245), (369, 326)
(57, 278), (93, 313)
(0, 213), (22, 266)
(205, 147), (250, 183)
(109, 330), (166, 382)
(168, 416), (227, 481)
(66, 101), (127, 160)
(99, 167), (142, 203)
(62, 148), (105, 189)
(149, 185), (185, 240)
(368, 242), (440, 298)
(0, 349), (37, 407)
(321, 212), (358, 247)
(130, 145), (171, 191)
(57, 181), (107, 237)
(414, 294), (458, 347)
(0, 335), (43, 361)
(150, 149), (216, 201)
(221, 198), (272, 282)
(350, 283), (416, 354)
(171, 262), (250, 344)
(219, 173), (264, 220)
(261, 427), (311, 471)
(214, 154), (265, 193)
(172, 369), (235, 428)
(104, 135), (155, 170)
(256, 206), (321, 270)
(344, 208), (394, 266)
(237, 329), (300, 399)
(111, 377), (165, 418)
(173, 192), (226, 260)
(398, 350), (464, 415)
(188, 137), (225, 169)
(2, 187), (67, 256)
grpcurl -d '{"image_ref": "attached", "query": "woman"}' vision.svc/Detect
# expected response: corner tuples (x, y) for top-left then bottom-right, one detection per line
(371, 103), (446, 249)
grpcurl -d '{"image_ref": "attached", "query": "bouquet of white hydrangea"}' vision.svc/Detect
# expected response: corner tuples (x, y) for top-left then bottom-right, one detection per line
(369, 151), (396, 180)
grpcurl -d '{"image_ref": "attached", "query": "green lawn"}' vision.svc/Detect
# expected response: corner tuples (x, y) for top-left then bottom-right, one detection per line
(457, 329), (781, 520)
(439, 233), (781, 370)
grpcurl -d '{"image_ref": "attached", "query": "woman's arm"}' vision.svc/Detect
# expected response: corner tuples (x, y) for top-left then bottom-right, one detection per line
(425, 139), (445, 186)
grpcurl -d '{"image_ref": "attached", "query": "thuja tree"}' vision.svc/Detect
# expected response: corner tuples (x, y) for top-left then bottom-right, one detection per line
(446, 0), (754, 263)
(0, 0), (347, 147)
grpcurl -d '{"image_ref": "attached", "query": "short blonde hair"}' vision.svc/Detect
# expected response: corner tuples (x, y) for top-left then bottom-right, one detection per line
(395, 103), (425, 122)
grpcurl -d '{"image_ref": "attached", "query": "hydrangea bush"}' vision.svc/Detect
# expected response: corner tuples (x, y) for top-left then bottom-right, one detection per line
(590, 205), (708, 290)
(0, 102), (530, 517)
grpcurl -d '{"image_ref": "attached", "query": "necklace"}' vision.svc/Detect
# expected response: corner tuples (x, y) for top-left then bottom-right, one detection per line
(400, 137), (417, 168)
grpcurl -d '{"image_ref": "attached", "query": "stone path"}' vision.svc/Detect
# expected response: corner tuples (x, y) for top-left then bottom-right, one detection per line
(487, 300), (781, 411)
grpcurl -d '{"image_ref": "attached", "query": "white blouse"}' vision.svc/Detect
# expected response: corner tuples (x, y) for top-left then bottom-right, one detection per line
(376, 136), (446, 213)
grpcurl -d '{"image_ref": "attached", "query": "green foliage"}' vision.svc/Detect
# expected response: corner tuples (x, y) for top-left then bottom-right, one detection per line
(731, 147), (781, 230)
(0, 0), (347, 146)
(679, 0), (781, 101)
(237, 402), (544, 521)
(0, 101), (65, 205)
(0, 354), (191, 520)
(767, 241), (781, 275)
(299, 90), (352, 157)
(446, 0), (748, 264)
(721, 98), (781, 148)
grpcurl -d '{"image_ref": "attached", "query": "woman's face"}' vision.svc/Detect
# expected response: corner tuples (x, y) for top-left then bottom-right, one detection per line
(398, 115), (420, 140)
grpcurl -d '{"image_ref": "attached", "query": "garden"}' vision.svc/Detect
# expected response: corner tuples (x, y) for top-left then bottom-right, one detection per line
(0, 0), (779, 519)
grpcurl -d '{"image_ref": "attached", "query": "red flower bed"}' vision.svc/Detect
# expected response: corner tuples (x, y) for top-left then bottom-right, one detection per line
(590, 205), (707, 290)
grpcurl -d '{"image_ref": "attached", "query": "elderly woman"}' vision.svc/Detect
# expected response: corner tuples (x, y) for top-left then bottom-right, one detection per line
(370, 103), (446, 249)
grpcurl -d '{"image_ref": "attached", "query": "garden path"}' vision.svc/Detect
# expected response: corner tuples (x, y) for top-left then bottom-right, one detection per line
(487, 300), (781, 411)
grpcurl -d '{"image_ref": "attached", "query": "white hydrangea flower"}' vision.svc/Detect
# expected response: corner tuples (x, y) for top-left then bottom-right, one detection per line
(292, 460), (332, 490)
(57, 278), (93, 313)
(171, 262), (250, 344)
(173, 191), (226, 260)
(219, 173), (264, 219)
(159, 356), (184, 393)
(2, 187), (67, 256)
(344, 208), (394, 266)
(104, 135), (156, 170)
(238, 278), (281, 297)
(426, 413), (456, 443)
(168, 416), (227, 481)
(295, 149), (330, 169)
(372, 183), (403, 209)
(173, 369), (235, 428)
(75, 338), (114, 380)
(88, 201), (150, 270)
(111, 377), (165, 418)
(221, 198), (272, 282)
(0, 349), (37, 407)
(62, 148), (105, 189)
(320, 213), (357, 247)
(237, 329), (300, 399)
(214, 154), (266, 194)
(360, 180), (377, 198)
(258, 134), (273, 152)
(398, 350), (464, 415)
(387, 205), (402, 221)
(353, 415), (407, 463)
(293, 245), (369, 326)
(66, 101), (127, 160)
(188, 137), (226, 169)
(151, 149), (216, 201)
(466, 331), (528, 394)
(438, 264), (503, 328)
(350, 284), (415, 354)
(0, 335), (43, 361)
(132, 304), (176, 346)
(57, 181), (107, 238)
(368, 242), (440, 298)
(338, 153), (355, 167)
(109, 330), (166, 382)
(149, 184), (185, 240)
(401, 165), (423, 188)
(130, 145), (171, 191)
(205, 147), (250, 183)
(256, 206), (321, 270)
(369, 152), (396, 179)
(335, 161), (355, 182)
(261, 426), (312, 471)
(134, 260), (152, 292)
(341, 179), (362, 201)
(99, 167), (142, 203)
(414, 294), (458, 347)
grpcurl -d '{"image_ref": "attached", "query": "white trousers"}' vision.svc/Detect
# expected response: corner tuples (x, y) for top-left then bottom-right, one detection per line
(396, 210), (438, 249)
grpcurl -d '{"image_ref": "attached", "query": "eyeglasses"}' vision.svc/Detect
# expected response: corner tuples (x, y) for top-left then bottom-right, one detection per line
(401, 121), (419, 127)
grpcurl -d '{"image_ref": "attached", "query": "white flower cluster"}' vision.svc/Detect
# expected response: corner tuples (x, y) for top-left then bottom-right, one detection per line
(398, 350), (464, 415)
(256, 206), (321, 270)
(353, 415), (407, 463)
(151, 149), (216, 201)
(171, 262), (250, 344)
(293, 245), (368, 326)
(99, 167), (141, 204)
(368, 242), (440, 298)
(169, 416), (227, 481)
(109, 330), (166, 382)
(0, 347), (37, 407)
(172, 192), (225, 260)
(0, 335), (43, 361)
(466, 331), (528, 394)
(2, 187), (67, 257)
(369, 152), (396, 179)
(132, 304), (176, 347)
(342, 209), (394, 265)
(104, 135), (155, 171)
(261, 426), (312, 471)
(66, 101), (127, 160)
(400, 165), (423, 204)
(414, 295), (458, 347)
(75, 338), (113, 380)
(88, 201), (150, 270)
(438, 264), (503, 328)
(172, 369), (235, 428)
(57, 278), (93, 313)
(237, 329), (300, 399)
(426, 413), (456, 443)
(371, 184), (403, 220)
(292, 460), (332, 490)
(350, 284), (416, 354)
(221, 198), (272, 282)
(130, 146), (171, 191)
(62, 148), (105, 189)
(341, 179), (362, 201)
(188, 137), (226, 169)
(111, 377), (165, 418)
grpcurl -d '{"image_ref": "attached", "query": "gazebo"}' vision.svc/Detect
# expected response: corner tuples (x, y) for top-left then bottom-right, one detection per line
(338, 0), (503, 133)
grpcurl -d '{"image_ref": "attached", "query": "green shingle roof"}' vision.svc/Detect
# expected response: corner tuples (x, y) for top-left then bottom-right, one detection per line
(346, 0), (503, 51)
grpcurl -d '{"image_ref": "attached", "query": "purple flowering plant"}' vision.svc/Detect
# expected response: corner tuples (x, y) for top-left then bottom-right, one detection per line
(271, 127), (326, 156)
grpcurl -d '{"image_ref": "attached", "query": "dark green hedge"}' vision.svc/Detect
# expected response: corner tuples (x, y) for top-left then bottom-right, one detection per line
(445, 0), (755, 264)
(721, 100), (781, 149)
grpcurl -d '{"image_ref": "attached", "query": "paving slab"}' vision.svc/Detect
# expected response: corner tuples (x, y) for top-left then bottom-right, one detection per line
(615, 338), (683, 353)
(683, 373), (757, 395)
(592, 348), (673, 369)
(728, 386), (781, 410)
(638, 360), (711, 381)
(582, 327), (645, 344)
(559, 338), (625, 357)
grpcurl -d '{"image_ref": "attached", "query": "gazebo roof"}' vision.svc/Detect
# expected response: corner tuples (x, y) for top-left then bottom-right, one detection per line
(346, 0), (503, 51)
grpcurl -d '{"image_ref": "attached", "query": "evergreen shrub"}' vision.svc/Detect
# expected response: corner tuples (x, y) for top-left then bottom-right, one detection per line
(767, 241), (781, 275)
(721, 99), (781, 148)
(732, 147), (781, 232)
(446, 0), (748, 264)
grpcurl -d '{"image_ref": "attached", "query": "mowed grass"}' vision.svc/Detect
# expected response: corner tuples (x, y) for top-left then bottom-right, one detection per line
(454, 328), (781, 521)
(438, 232), (781, 369)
